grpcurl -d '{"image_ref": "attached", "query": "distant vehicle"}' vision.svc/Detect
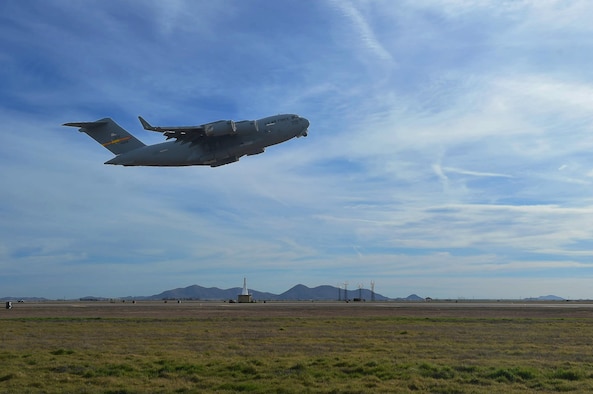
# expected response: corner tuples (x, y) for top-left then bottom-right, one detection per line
(64, 114), (309, 167)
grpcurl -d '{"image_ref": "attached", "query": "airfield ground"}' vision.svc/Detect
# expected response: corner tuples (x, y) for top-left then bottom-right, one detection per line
(2, 299), (593, 319)
(2, 301), (593, 392)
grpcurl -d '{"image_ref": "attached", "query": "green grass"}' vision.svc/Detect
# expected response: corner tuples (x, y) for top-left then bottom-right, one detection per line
(1, 315), (593, 392)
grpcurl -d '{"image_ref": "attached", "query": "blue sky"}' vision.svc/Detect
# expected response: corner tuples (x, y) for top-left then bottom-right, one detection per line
(2, 0), (593, 299)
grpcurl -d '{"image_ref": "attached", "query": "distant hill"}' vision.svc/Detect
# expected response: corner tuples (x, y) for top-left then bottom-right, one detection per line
(279, 284), (390, 301)
(134, 284), (391, 301)
(394, 294), (424, 301)
(149, 285), (277, 301)
(524, 295), (565, 301)
(279, 284), (337, 300)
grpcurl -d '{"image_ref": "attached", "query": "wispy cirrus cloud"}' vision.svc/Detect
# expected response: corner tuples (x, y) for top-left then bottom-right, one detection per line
(328, 0), (395, 64)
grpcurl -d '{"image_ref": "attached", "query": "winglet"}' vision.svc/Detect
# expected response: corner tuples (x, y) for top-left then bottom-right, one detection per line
(138, 116), (158, 131)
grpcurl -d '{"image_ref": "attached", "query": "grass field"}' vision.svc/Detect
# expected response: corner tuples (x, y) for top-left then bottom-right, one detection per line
(1, 302), (593, 393)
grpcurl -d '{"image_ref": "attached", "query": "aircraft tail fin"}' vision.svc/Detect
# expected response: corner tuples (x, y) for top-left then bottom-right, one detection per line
(63, 118), (146, 155)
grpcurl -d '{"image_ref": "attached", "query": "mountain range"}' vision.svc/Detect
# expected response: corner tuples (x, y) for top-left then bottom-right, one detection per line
(134, 284), (394, 301)
(2, 284), (568, 302)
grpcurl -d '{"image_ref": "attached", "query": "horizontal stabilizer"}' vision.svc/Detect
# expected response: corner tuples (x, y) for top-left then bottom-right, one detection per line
(63, 120), (108, 129)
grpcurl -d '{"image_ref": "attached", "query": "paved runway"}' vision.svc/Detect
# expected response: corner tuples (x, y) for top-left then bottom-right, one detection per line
(2, 300), (593, 319)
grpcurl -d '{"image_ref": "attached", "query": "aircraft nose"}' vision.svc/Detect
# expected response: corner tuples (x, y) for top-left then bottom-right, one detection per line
(299, 117), (309, 137)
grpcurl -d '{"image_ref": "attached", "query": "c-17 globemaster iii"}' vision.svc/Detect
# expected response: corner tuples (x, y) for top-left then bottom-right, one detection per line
(63, 114), (309, 167)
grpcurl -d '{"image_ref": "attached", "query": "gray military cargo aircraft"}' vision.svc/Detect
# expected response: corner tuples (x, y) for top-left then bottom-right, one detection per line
(64, 114), (309, 167)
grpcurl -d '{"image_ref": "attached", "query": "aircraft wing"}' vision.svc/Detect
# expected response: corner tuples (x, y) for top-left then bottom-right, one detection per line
(138, 116), (206, 141)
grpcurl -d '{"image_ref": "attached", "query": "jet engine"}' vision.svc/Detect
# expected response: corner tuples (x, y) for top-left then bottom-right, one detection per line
(234, 120), (259, 134)
(203, 120), (236, 137)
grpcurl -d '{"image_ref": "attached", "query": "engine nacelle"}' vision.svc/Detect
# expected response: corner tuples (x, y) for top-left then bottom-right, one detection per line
(203, 120), (236, 137)
(234, 120), (259, 134)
